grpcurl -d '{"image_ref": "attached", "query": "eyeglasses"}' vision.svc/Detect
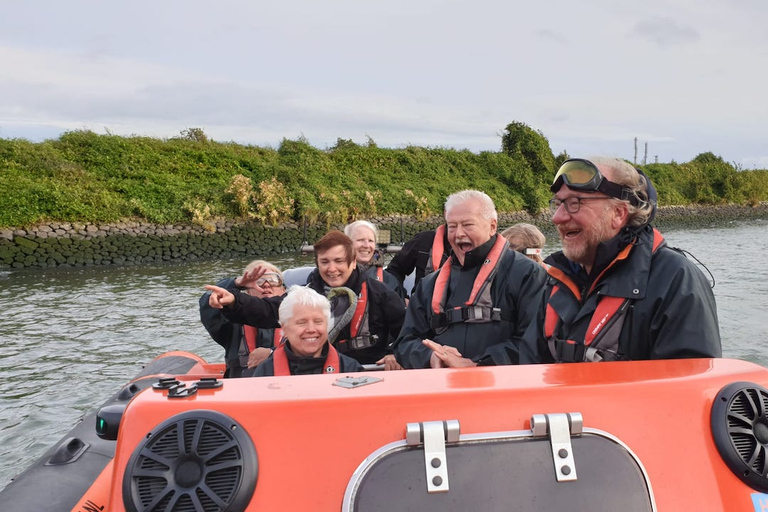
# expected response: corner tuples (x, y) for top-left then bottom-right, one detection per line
(549, 196), (614, 215)
(255, 273), (284, 287)
(551, 159), (639, 206)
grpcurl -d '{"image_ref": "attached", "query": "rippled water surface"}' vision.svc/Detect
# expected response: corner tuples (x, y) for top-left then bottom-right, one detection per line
(1, 220), (767, 490)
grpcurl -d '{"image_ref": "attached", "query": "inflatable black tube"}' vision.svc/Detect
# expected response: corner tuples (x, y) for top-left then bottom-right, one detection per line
(0, 352), (204, 512)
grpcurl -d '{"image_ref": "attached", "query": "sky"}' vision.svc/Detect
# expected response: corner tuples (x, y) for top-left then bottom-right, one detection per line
(1, 0), (767, 168)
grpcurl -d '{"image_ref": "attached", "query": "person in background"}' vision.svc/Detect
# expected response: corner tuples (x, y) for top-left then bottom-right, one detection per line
(245, 285), (363, 377)
(205, 231), (406, 370)
(199, 260), (286, 378)
(501, 223), (546, 264)
(344, 220), (403, 298)
(394, 190), (547, 369)
(520, 157), (721, 363)
(386, 224), (451, 298)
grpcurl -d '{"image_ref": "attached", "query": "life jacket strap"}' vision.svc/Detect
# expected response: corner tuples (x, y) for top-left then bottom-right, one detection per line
(430, 306), (508, 330)
(554, 339), (586, 362)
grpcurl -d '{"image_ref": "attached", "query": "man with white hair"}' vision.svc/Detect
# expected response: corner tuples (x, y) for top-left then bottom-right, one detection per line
(394, 190), (547, 368)
(519, 157), (721, 363)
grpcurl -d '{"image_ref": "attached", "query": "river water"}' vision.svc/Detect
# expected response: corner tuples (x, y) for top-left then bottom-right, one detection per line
(1, 220), (768, 490)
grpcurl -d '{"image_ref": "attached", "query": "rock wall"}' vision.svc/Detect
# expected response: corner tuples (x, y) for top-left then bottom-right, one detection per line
(1, 205), (766, 269)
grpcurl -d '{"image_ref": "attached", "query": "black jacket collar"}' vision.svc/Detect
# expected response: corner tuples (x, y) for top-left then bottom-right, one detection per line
(455, 234), (498, 269)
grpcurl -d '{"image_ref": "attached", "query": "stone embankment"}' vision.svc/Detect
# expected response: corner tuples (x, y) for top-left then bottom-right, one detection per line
(1, 204), (766, 270)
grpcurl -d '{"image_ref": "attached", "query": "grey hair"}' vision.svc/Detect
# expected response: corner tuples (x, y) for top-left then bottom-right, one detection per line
(444, 190), (498, 221)
(278, 285), (332, 328)
(588, 156), (654, 227)
(501, 223), (546, 263)
(243, 259), (283, 279)
(344, 220), (378, 240)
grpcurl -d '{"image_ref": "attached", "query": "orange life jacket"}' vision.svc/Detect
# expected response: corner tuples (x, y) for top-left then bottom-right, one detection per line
(243, 326), (283, 352)
(544, 228), (665, 362)
(335, 282), (376, 352)
(272, 343), (341, 376)
(429, 235), (509, 334)
(425, 224), (448, 276)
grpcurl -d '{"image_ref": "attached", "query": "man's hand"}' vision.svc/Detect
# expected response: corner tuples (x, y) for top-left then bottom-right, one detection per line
(205, 285), (235, 309)
(422, 339), (477, 368)
(376, 354), (403, 371)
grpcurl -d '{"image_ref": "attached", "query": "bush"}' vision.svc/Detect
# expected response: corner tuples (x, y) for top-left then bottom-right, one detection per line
(1, 127), (766, 228)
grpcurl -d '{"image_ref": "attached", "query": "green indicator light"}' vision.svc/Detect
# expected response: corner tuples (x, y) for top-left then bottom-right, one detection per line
(97, 417), (107, 434)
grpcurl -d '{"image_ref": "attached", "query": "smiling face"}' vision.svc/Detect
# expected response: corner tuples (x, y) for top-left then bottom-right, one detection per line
(316, 244), (356, 287)
(350, 226), (377, 265)
(445, 198), (497, 265)
(283, 305), (328, 357)
(551, 166), (629, 273)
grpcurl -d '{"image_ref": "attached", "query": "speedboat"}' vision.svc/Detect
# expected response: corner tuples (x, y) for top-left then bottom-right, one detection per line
(2, 350), (768, 511)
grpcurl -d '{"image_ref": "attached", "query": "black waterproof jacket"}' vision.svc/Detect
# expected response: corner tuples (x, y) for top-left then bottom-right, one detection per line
(245, 342), (363, 377)
(394, 235), (547, 368)
(221, 268), (406, 365)
(199, 277), (281, 378)
(386, 228), (450, 297)
(519, 226), (722, 363)
(358, 259), (405, 299)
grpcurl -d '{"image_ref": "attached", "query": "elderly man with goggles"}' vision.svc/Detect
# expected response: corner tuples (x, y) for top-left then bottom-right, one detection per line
(520, 156), (721, 364)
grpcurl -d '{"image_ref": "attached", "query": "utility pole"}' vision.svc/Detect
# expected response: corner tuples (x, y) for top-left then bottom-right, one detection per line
(643, 142), (648, 166)
(634, 137), (638, 164)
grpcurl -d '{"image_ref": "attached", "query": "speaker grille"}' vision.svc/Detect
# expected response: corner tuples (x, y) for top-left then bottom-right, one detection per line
(712, 382), (768, 492)
(123, 410), (257, 512)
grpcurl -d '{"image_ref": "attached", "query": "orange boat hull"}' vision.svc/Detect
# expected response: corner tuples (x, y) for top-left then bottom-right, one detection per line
(83, 357), (768, 511)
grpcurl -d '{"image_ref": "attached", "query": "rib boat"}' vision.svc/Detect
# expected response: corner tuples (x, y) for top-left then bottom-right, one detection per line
(2, 351), (768, 511)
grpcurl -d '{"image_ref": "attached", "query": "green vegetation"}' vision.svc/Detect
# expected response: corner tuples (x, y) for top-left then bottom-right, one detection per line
(1, 125), (766, 229)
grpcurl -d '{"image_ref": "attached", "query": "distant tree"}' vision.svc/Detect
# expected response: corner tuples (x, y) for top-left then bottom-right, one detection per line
(691, 152), (725, 165)
(179, 127), (209, 143)
(554, 150), (570, 170)
(500, 122), (557, 214)
(500, 121), (555, 179)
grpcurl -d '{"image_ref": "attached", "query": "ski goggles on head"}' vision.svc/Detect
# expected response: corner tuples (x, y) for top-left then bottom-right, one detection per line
(551, 158), (639, 206)
(255, 273), (284, 287)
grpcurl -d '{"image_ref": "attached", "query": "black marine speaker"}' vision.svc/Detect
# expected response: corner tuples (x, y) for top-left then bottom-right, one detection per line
(711, 381), (768, 492)
(123, 410), (257, 512)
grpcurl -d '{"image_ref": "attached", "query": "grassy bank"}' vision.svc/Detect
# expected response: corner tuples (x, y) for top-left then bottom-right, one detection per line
(2, 124), (767, 229)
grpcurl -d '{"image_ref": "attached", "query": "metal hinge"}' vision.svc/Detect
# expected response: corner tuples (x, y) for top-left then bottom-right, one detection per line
(405, 420), (461, 493)
(531, 412), (583, 482)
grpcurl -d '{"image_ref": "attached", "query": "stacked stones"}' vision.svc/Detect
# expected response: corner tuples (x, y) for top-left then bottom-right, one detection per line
(2, 204), (765, 270)
(0, 220), (318, 269)
(0, 216), (449, 270)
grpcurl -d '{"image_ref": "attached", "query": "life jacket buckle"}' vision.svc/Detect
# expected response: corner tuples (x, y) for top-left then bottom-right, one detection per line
(340, 334), (379, 351)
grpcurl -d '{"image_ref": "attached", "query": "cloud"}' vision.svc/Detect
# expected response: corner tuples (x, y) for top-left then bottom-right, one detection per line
(630, 16), (700, 46)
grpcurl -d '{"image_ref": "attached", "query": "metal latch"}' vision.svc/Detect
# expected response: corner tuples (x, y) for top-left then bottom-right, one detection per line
(531, 412), (583, 482)
(405, 420), (460, 493)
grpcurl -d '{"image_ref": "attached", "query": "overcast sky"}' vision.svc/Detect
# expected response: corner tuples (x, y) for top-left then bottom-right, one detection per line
(1, 0), (766, 168)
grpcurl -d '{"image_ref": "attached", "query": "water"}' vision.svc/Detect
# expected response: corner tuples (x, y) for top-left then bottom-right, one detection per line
(1, 221), (768, 490)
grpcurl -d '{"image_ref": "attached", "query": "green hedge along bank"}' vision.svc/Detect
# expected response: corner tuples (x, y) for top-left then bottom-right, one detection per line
(3, 122), (768, 269)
